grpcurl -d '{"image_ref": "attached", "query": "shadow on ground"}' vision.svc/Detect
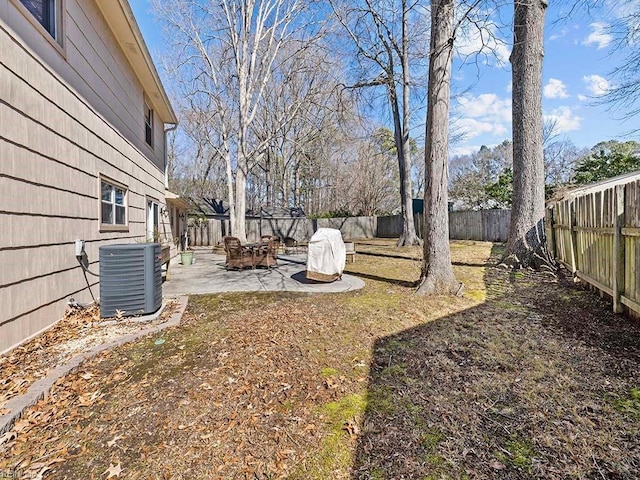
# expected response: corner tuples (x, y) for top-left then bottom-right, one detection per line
(351, 245), (640, 479)
(356, 249), (493, 268)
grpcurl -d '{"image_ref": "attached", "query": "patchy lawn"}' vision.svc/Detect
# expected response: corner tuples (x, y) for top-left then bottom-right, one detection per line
(1, 239), (639, 479)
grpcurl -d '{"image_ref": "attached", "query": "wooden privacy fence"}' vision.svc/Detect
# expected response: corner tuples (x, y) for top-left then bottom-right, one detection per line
(188, 210), (510, 246)
(448, 210), (510, 242)
(546, 177), (640, 316)
(187, 217), (315, 246)
(378, 210), (510, 242)
(187, 219), (227, 247)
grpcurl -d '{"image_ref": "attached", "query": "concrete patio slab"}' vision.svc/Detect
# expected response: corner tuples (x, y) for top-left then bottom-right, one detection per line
(162, 248), (365, 295)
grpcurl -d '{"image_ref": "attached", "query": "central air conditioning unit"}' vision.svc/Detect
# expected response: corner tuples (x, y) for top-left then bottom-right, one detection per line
(99, 243), (162, 318)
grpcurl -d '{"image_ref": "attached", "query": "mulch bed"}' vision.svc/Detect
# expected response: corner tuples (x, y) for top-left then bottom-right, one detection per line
(0, 240), (639, 479)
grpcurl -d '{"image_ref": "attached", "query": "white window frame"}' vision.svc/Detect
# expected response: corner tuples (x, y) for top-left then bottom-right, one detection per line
(144, 100), (154, 148)
(146, 198), (160, 242)
(100, 178), (128, 232)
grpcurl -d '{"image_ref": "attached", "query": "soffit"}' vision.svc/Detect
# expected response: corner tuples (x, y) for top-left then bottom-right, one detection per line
(94, 0), (177, 124)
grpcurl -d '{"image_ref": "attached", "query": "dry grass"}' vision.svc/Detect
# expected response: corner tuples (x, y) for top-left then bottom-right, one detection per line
(1, 239), (639, 479)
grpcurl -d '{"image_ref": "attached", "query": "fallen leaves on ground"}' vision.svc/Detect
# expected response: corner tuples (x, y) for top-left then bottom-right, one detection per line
(103, 462), (122, 478)
(0, 301), (180, 412)
(1, 240), (639, 479)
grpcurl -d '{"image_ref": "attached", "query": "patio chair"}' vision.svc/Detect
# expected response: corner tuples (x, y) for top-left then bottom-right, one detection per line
(253, 237), (279, 268)
(223, 236), (254, 270)
(344, 241), (356, 263)
(283, 237), (299, 255)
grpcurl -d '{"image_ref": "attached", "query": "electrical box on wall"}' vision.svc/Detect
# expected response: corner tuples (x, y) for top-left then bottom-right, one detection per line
(98, 243), (162, 318)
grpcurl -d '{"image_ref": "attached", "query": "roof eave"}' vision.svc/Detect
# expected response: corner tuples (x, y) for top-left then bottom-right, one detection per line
(95, 0), (177, 125)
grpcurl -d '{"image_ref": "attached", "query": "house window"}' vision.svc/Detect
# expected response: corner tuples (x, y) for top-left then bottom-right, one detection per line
(101, 180), (127, 228)
(144, 101), (153, 147)
(19, 0), (60, 40)
(147, 199), (160, 241)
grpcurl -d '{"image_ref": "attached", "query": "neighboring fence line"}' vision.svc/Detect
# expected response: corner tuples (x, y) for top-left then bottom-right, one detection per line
(317, 216), (378, 239)
(448, 209), (510, 242)
(187, 210), (509, 246)
(546, 176), (640, 317)
(185, 195), (640, 317)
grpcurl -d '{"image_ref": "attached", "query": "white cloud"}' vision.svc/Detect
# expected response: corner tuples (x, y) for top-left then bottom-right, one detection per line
(458, 93), (512, 122)
(544, 78), (569, 99)
(456, 118), (507, 139)
(451, 145), (483, 156)
(583, 74), (611, 96)
(582, 22), (613, 49)
(455, 23), (511, 65)
(549, 27), (569, 41)
(543, 106), (583, 133)
(455, 93), (512, 140)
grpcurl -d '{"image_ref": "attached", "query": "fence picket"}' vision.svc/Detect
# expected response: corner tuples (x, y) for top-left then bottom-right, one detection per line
(548, 175), (640, 317)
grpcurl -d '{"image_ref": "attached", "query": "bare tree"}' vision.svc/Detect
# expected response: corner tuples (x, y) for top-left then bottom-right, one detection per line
(349, 129), (400, 215)
(329, 0), (425, 246)
(416, 0), (461, 295)
(155, 0), (311, 242)
(600, 1), (640, 121)
(250, 42), (347, 212)
(503, 0), (553, 268)
(544, 138), (585, 190)
(449, 142), (513, 209)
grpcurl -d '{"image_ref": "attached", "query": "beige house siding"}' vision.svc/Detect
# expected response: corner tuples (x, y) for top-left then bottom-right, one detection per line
(0, 1), (176, 353)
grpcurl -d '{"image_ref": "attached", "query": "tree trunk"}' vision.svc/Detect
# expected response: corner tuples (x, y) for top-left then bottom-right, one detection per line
(224, 146), (237, 238)
(396, 0), (421, 247)
(233, 163), (248, 243)
(416, 0), (460, 296)
(265, 149), (273, 209)
(505, 0), (553, 269)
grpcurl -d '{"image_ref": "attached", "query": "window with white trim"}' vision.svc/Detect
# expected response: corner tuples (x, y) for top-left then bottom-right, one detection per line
(144, 101), (154, 147)
(101, 180), (127, 227)
(147, 199), (160, 241)
(19, 0), (61, 41)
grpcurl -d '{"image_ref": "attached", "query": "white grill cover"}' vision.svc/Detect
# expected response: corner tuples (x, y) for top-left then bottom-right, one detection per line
(306, 228), (346, 282)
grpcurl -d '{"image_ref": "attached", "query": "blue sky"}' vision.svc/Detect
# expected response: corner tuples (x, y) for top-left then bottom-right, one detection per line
(130, 1), (640, 157)
(450, 1), (640, 155)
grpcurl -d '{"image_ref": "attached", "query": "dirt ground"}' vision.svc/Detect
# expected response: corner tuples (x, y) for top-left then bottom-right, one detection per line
(1, 239), (639, 479)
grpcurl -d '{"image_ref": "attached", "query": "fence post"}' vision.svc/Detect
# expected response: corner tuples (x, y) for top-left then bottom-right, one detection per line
(569, 200), (578, 274)
(613, 185), (626, 313)
(546, 207), (557, 259)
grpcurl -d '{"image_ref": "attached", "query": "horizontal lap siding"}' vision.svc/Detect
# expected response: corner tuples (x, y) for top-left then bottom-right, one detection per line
(65, 1), (140, 137)
(0, 4), (171, 352)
